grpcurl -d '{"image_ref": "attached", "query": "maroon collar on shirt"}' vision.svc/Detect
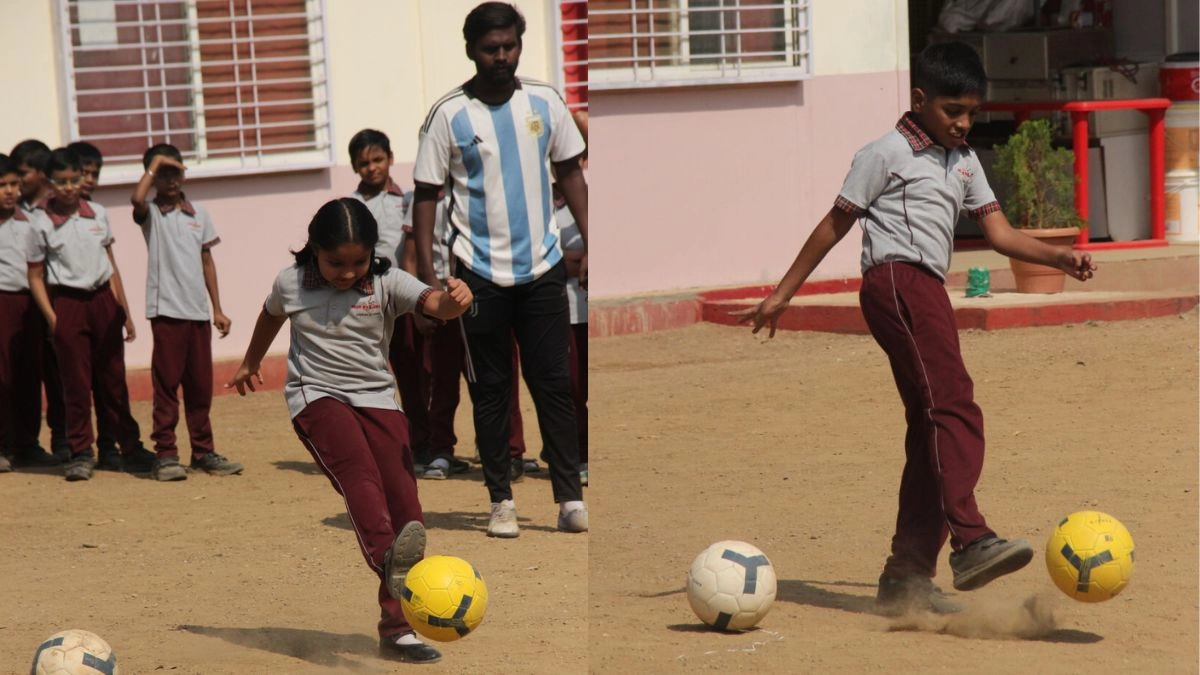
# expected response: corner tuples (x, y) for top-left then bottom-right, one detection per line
(155, 194), (196, 216)
(896, 112), (972, 152)
(356, 178), (405, 199)
(3, 209), (29, 222)
(301, 260), (374, 294)
(41, 198), (96, 227)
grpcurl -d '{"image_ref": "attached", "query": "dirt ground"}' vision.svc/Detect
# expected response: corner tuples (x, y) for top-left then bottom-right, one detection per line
(589, 311), (1199, 674)
(2, 311), (1196, 674)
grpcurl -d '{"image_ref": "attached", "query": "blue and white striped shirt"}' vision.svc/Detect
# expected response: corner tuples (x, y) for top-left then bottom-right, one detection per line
(413, 78), (586, 287)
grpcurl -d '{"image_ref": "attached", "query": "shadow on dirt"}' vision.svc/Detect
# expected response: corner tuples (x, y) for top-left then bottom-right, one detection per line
(175, 624), (387, 671)
(318, 509), (560, 534)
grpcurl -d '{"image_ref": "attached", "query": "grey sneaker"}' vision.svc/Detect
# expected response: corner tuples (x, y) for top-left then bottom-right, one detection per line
(383, 521), (426, 600)
(420, 458), (449, 480)
(152, 456), (188, 482)
(557, 504), (589, 533)
(487, 499), (519, 538)
(190, 453), (243, 476)
(950, 536), (1034, 591)
(0, 455), (12, 473)
(64, 455), (95, 482)
(876, 574), (964, 616)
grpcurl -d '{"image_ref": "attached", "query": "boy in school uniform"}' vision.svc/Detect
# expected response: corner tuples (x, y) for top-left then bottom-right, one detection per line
(26, 147), (155, 481)
(67, 140), (121, 470)
(0, 154), (43, 473)
(131, 144), (241, 481)
(8, 140), (66, 466)
(737, 42), (1096, 615)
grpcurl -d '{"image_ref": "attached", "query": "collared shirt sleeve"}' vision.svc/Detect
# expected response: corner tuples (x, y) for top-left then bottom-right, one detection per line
(25, 213), (47, 264)
(962, 151), (1001, 220)
(379, 267), (431, 319)
(413, 110), (452, 187)
(548, 93), (586, 163)
(264, 268), (289, 317)
(835, 145), (888, 218)
(198, 205), (220, 248)
(96, 204), (115, 247)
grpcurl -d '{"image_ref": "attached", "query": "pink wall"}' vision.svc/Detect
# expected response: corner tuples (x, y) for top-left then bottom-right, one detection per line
(589, 71), (909, 299)
(93, 162), (416, 368)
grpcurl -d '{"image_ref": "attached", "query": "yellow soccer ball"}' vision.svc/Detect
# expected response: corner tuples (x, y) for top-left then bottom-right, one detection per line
(1045, 511), (1135, 602)
(399, 555), (488, 642)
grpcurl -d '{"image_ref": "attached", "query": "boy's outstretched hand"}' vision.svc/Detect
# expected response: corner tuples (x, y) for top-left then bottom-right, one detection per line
(731, 293), (791, 339)
(225, 363), (263, 396)
(1056, 249), (1097, 282)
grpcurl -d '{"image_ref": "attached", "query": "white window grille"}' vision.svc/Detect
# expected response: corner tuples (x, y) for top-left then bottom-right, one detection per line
(55, 0), (334, 182)
(589, 0), (811, 90)
(553, 0), (588, 111)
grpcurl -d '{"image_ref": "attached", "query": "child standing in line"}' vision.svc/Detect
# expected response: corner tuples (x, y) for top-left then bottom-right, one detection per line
(8, 140), (66, 466)
(67, 140), (121, 470)
(131, 144), (241, 481)
(737, 42), (1096, 615)
(556, 186), (588, 486)
(226, 198), (472, 663)
(26, 147), (154, 481)
(0, 154), (43, 473)
(346, 129), (450, 477)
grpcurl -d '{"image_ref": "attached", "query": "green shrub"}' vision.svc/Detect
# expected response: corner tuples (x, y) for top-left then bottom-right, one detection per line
(991, 119), (1085, 230)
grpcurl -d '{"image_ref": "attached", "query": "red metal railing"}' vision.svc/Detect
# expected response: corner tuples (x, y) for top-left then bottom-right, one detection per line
(982, 98), (1173, 250)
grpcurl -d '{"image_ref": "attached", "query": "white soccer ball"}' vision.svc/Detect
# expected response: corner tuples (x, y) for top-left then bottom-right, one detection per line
(31, 629), (119, 675)
(686, 540), (777, 631)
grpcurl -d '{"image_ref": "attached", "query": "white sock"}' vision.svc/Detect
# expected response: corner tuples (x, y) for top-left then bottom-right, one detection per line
(560, 500), (584, 515)
(394, 632), (423, 646)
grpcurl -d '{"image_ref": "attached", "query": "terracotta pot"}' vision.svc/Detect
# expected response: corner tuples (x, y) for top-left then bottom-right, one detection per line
(1008, 227), (1081, 294)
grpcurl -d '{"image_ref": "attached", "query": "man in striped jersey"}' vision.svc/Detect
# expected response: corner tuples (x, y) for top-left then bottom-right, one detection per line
(412, 1), (588, 539)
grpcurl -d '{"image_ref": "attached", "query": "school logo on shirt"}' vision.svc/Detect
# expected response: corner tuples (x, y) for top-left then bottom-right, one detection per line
(526, 112), (544, 137)
(350, 299), (382, 317)
(957, 166), (975, 184)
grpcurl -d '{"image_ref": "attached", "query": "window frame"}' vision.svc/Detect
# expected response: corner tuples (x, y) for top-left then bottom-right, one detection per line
(53, 0), (336, 185)
(588, 0), (813, 91)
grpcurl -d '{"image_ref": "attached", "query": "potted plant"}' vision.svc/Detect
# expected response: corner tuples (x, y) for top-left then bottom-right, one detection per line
(991, 118), (1084, 293)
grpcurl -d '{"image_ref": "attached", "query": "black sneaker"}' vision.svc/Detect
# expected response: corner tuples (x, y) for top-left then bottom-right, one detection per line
(13, 445), (61, 467)
(190, 453), (244, 475)
(378, 633), (441, 664)
(50, 438), (71, 464)
(64, 455), (95, 482)
(876, 574), (964, 616)
(447, 456), (471, 474)
(383, 521), (426, 601)
(121, 446), (157, 474)
(950, 536), (1034, 591)
(509, 456), (525, 482)
(95, 452), (123, 472)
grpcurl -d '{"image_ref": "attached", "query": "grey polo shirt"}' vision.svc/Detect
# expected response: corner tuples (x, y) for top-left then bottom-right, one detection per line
(0, 210), (33, 292)
(136, 198), (219, 321)
(26, 199), (115, 291)
(352, 180), (408, 268)
(835, 113), (1000, 280)
(264, 263), (432, 419)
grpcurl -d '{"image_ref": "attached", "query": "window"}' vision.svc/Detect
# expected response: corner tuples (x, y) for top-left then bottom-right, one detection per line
(589, 0), (811, 89)
(555, 0), (588, 111)
(56, 0), (333, 181)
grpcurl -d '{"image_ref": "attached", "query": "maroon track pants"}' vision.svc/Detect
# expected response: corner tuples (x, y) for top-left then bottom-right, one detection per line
(51, 285), (141, 457)
(150, 318), (215, 459)
(292, 397), (423, 639)
(0, 291), (43, 453)
(859, 262), (994, 579)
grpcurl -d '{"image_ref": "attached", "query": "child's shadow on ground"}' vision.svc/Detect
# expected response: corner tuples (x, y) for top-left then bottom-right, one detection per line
(175, 624), (387, 671)
(319, 510), (559, 534)
(272, 460), (323, 476)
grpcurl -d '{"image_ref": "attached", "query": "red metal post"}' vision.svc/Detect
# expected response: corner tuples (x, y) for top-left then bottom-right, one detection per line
(1070, 111), (1091, 245)
(1147, 108), (1166, 240)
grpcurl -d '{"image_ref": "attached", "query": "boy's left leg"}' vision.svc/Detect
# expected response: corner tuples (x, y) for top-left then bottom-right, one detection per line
(179, 320), (240, 476)
(90, 293), (153, 474)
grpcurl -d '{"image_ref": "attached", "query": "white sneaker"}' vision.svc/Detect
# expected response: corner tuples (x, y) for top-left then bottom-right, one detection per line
(557, 504), (589, 533)
(420, 458), (449, 480)
(487, 499), (519, 538)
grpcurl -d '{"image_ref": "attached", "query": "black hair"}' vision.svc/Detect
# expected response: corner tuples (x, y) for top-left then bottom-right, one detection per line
(0, 153), (14, 177)
(9, 139), (51, 173)
(912, 41), (988, 98)
(142, 143), (183, 170)
(67, 141), (103, 168)
(45, 148), (83, 175)
(463, 2), (525, 49)
(348, 129), (392, 165)
(292, 198), (391, 275)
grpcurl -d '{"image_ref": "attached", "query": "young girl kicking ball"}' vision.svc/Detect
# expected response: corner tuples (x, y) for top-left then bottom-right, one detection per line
(226, 198), (473, 664)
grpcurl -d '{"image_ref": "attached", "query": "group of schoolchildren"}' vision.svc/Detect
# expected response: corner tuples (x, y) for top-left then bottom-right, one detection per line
(0, 128), (588, 487)
(0, 140), (241, 481)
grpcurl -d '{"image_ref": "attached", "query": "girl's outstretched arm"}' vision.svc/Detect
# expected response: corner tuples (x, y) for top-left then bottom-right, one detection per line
(225, 308), (287, 395)
(421, 277), (474, 321)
